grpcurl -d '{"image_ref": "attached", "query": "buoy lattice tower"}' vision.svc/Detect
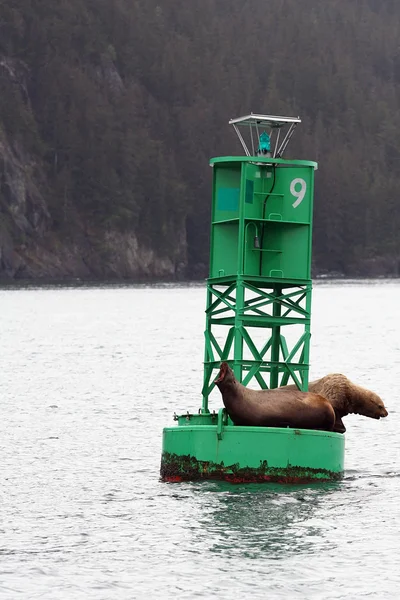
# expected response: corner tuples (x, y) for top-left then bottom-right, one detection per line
(202, 114), (315, 409)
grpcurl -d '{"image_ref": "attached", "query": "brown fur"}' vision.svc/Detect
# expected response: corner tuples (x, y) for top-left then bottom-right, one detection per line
(280, 374), (388, 433)
(215, 362), (336, 432)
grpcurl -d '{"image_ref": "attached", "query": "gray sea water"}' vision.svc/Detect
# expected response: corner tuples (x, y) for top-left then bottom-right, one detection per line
(1, 280), (399, 599)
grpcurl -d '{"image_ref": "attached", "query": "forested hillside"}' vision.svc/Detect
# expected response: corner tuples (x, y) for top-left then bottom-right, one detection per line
(1, 0), (400, 279)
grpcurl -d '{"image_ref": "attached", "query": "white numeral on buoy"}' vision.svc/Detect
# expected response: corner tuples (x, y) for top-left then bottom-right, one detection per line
(290, 178), (307, 208)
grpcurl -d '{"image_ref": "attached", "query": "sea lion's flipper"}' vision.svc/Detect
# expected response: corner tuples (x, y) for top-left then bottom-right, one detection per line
(333, 415), (346, 434)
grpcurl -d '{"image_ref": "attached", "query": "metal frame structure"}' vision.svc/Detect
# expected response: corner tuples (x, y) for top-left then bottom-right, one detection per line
(200, 114), (314, 414)
(229, 113), (301, 158)
(201, 276), (312, 413)
(160, 112), (345, 485)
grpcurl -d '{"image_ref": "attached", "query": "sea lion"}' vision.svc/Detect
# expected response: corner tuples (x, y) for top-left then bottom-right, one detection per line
(214, 362), (336, 432)
(280, 374), (388, 433)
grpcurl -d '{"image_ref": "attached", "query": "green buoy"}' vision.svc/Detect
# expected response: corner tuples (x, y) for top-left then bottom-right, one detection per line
(160, 113), (344, 483)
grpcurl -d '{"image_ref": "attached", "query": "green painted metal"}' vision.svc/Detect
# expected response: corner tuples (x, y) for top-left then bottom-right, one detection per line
(160, 418), (345, 483)
(160, 118), (345, 483)
(209, 156), (318, 168)
(202, 154), (316, 405)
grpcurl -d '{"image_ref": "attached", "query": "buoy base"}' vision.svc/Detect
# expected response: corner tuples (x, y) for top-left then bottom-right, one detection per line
(160, 415), (345, 484)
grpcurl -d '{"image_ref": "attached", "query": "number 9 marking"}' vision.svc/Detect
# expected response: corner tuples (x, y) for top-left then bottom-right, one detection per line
(290, 178), (307, 208)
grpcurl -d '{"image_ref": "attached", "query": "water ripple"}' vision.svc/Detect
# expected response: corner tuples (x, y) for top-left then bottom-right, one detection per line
(0, 284), (399, 598)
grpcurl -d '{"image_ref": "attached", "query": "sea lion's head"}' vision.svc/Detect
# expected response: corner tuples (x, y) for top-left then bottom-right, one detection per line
(214, 362), (234, 388)
(354, 389), (388, 420)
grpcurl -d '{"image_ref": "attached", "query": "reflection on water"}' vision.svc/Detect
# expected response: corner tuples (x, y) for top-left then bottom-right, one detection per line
(193, 482), (341, 559)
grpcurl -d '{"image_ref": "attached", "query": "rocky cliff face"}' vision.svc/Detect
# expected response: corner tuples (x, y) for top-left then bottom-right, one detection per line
(0, 56), (187, 281)
(0, 221), (187, 281)
(0, 142), (187, 281)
